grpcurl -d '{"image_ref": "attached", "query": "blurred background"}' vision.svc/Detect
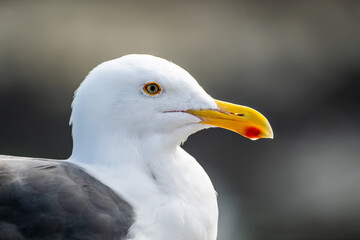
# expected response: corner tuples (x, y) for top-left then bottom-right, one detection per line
(1, 1), (360, 239)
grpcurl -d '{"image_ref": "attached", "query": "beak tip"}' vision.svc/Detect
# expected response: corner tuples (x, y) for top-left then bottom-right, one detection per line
(267, 129), (274, 140)
(265, 124), (274, 140)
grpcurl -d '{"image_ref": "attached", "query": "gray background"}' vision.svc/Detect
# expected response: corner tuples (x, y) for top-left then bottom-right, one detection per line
(1, 1), (359, 239)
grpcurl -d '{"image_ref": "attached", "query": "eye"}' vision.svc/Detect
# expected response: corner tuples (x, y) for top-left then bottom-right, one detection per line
(143, 82), (161, 95)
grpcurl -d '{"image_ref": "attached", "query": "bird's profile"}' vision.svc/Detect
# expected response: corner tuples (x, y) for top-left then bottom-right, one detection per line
(0, 54), (273, 240)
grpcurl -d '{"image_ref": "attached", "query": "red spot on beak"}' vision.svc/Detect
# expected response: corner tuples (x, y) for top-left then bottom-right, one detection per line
(245, 126), (261, 140)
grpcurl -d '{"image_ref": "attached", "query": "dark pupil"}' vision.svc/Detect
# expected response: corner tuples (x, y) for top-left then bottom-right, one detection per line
(148, 85), (157, 93)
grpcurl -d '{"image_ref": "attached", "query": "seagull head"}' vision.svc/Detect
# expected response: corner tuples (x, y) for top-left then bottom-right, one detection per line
(70, 54), (273, 158)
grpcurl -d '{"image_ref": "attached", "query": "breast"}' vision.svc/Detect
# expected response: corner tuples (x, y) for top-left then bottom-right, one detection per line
(128, 191), (218, 240)
(72, 147), (218, 240)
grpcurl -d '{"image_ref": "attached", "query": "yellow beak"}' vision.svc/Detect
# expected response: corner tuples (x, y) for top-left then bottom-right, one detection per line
(187, 99), (273, 140)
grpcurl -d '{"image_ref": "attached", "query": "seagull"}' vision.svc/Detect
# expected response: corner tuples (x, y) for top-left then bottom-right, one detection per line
(0, 54), (273, 240)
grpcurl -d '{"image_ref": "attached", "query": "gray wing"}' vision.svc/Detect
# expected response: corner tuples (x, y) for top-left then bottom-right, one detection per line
(0, 155), (135, 240)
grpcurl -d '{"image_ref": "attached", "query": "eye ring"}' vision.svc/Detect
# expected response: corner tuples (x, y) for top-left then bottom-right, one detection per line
(143, 82), (161, 96)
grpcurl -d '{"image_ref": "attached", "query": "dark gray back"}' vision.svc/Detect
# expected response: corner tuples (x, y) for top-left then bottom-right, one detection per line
(0, 155), (134, 240)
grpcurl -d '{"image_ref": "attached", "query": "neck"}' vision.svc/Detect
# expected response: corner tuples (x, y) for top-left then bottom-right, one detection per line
(70, 130), (176, 166)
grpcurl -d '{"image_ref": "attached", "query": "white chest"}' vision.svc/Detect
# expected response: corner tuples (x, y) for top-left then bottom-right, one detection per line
(128, 191), (218, 240)
(71, 149), (218, 240)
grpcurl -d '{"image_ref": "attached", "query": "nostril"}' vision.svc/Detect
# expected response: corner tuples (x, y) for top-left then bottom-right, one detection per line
(232, 113), (245, 117)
